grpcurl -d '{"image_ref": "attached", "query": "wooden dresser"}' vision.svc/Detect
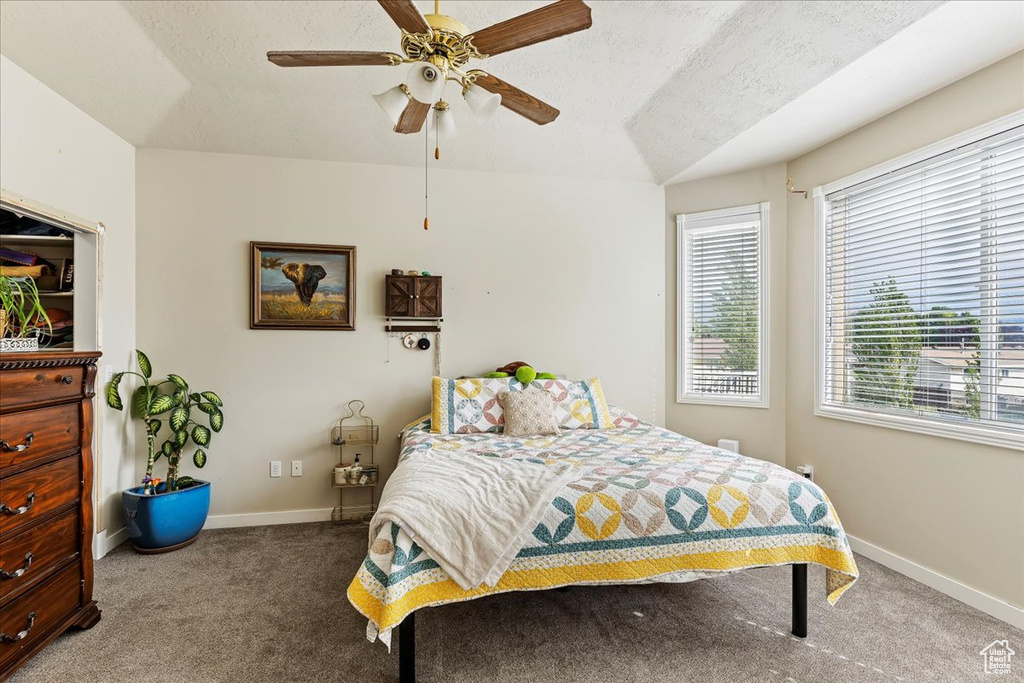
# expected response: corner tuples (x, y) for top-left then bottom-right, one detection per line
(0, 351), (101, 680)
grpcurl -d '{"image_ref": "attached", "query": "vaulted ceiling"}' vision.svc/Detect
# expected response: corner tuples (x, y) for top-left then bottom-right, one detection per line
(1, 1), (1021, 184)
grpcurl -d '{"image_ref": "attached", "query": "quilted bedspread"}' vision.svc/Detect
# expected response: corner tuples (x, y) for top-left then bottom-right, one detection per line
(348, 412), (858, 646)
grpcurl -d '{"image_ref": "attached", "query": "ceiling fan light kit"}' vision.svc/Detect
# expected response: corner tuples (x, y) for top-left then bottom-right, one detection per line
(269, 0), (593, 134)
(270, 0), (592, 231)
(372, 84), (413, 127)
(462, 83), (501, 121)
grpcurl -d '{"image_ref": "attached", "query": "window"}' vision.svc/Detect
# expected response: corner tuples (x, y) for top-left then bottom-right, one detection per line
(816, 113), (1024, 449)
(677, 203), (769, 407)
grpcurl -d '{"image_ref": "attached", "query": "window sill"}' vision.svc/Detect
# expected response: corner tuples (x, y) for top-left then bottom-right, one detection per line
(814, 403), (1023, 452)
(677, 395), (769, 409)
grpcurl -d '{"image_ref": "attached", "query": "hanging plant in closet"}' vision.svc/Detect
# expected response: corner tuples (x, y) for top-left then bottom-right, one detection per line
(106, 350), (225, 493)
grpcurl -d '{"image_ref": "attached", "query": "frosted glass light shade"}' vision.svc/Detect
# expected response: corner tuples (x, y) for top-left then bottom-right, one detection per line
(406, 63), (444, 103)
(373, 85), (409, 126)
(463, 84), (500, 120)
(428, 107), (458, 140)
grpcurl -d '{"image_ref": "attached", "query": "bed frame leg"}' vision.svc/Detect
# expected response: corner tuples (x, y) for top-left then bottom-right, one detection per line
(792, 563), (807, 638)
(399, 611), (416, 683)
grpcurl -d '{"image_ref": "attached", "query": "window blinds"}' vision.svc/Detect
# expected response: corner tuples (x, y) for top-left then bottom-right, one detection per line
(822, 124), (1024, 435)
(679, 204), (766, 404)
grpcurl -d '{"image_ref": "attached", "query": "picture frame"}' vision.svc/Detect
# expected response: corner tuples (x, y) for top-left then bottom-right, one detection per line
(250, 241), (356, 330)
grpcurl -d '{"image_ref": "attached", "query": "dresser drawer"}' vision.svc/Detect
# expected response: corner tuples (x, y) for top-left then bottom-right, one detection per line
(0, 366), (85, 410)
(0, 457), (79, 539)
(0, 403), (80, 473)
(0, 562), (81, 669)
(0, 511), (78, 603)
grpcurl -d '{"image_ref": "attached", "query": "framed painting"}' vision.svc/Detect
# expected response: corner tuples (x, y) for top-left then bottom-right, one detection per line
(250, 241), (356, 330)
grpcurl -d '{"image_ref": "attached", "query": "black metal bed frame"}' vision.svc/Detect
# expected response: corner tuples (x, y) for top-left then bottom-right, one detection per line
(397, 563), (808, 683)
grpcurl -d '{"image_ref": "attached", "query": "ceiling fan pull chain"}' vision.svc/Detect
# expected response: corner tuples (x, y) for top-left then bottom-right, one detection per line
(424, 120), (430, 231)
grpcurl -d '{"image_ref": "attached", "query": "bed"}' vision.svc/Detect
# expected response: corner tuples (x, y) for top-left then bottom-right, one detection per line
(347, 406), (858, 683)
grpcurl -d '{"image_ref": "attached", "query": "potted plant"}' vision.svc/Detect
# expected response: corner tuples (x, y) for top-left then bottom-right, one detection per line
(106, 350), (225, 553)
(0, 275), (50, 352)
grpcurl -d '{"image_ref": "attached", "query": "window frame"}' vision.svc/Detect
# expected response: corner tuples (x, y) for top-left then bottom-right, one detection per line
(813, 110), (1024, 451)
(676, 202), (770, 408)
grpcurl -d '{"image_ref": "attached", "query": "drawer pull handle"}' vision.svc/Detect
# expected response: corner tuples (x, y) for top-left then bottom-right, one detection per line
(0, 432), (34, 452)
(0, 612), (36, 643)
(60, 375), (74, 384)
(0, 491), (35, 515)
(0, 552), (33, 580)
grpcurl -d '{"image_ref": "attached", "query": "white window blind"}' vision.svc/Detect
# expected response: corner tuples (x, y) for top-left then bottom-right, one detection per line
(677, 203), (768, 407)
(819, 119), (1024, 448)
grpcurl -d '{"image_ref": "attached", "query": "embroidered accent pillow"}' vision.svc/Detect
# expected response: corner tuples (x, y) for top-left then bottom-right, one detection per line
(529, 377), (615, 429)
(498, 388), (560, 437)
(431, 376), (526, 434)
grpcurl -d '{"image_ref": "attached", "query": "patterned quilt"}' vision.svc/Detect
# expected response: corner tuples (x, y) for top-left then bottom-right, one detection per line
(348, 412), (858, 645)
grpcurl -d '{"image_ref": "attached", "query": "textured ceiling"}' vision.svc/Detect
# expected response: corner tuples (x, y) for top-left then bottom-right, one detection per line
(0, 0), (983, 183)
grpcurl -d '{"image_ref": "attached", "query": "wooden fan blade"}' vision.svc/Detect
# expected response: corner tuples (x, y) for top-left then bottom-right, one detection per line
(377, 0), (431, 34)
(472, 73), (559, 125)
(467, 0), (592, 57)
(395, 98), (431, 134)
(267, 51), (400, 67)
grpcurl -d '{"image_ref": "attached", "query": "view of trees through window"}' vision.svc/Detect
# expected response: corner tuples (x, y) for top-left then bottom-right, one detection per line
(849, 278), (995, 419)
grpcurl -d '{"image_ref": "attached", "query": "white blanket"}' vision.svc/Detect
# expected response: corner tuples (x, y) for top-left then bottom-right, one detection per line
(369, 451), (576, 590)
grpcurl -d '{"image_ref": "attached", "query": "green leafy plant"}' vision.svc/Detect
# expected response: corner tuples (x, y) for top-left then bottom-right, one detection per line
(0, 275), (51, 338)
(106, 350), (225, 493)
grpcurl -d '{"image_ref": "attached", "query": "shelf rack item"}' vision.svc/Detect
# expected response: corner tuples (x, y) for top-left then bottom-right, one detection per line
(331, 400), (379, 524)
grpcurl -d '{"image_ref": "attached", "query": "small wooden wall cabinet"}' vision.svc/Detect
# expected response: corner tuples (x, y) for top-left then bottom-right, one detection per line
(385, 275), (442, 318)
(0, 351), (101, 680)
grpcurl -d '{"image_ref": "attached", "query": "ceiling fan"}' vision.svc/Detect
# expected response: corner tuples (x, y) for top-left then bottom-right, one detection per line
(268, 0), (593, 135)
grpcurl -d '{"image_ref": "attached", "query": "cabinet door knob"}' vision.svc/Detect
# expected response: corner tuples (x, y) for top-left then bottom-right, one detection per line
(60, 375), (74, 384)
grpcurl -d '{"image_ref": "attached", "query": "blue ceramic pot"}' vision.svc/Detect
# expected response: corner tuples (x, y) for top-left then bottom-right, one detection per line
(123, 481), (210, 552)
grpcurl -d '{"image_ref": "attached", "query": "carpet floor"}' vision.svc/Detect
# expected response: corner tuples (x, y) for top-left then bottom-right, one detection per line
(8, 523), (1020, 683)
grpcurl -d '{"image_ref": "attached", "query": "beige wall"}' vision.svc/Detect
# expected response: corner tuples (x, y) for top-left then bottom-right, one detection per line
(0, 56), (137, 549)
(786, 52), (1024, 609)
(664, 163), (788, 465)
(136, 148), (665, 519)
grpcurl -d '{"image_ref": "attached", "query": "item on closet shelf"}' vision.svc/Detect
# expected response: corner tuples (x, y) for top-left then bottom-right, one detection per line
(0, 246), (38, 266)
(421, 270), (431, 276)
(0, 264), (46, 278)
(407, 269), (420, 276)
(391, 269), (404, 275)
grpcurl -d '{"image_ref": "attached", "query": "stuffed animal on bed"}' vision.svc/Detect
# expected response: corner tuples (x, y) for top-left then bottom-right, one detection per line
(484, 361), (557, 383)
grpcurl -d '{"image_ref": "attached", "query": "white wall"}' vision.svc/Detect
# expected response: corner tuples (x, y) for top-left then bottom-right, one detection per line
(136, 149), (665, 519)
(0, 56), (137, 553)
(664, 163), (788, 465)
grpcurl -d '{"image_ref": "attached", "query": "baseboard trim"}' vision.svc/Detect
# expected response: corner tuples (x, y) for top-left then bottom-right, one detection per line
(204, 508), (334, 529)
(847, 534), (1023, 630)
(94, 526), (129, 559)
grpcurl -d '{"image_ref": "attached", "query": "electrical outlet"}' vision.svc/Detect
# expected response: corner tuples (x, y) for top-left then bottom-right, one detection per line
(795, 464), (814, 481)
(270, 461), (282, 478)
(291, 460), (302, 477)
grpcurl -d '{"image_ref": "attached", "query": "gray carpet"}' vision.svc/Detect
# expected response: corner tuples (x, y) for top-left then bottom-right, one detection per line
(9, 523), (1020, 683)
